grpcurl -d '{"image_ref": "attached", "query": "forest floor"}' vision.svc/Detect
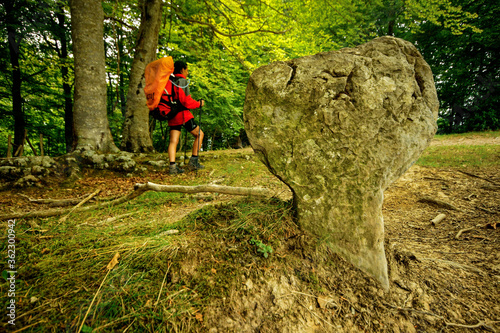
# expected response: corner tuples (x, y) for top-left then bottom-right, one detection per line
(0, 132), (499, 332)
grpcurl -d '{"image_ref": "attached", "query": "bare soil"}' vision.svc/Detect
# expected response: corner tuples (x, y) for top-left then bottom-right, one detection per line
(0, 136), (498, 332)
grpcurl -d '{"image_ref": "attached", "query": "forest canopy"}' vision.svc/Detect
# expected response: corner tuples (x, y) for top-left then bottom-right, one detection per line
(1, 0), (498, 157)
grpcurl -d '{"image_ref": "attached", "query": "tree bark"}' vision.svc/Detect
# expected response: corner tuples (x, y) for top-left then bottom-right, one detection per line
(121, 0), (163, 152)
(70, 0), (118, 153)
(5, 2), (25, 153)
(56, 7), (74, 154)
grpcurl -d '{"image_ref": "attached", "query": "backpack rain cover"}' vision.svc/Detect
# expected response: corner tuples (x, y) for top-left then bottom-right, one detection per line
(144, 56), (174, 111)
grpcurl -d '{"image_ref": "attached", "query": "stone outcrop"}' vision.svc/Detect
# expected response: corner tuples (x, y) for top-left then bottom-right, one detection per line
(243, 36), (439, 289)
(0, 151), (155, 188)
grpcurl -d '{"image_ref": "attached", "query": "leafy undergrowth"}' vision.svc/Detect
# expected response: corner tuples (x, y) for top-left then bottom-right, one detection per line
(1, 136), (499, 332)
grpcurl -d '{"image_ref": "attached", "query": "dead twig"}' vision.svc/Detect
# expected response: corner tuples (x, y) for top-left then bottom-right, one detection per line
(19, 193), (90, 207)
(154, 263), (171, 307)
(96, 212), (138, 225)
(11, 320), (47, 333)
(458, 170), (499, 186)
(477, 206), (497, 214)
(418, 196), (459, 211)
(59, 189), (102, 223)
(78, 253), (120, 333)
(455, 223), (491, 239)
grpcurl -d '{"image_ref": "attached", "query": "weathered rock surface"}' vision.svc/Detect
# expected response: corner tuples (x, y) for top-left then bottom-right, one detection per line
(243, 36), (439, 289)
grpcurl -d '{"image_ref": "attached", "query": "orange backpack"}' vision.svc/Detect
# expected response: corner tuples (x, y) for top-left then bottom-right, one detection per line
(144, 56), (174, 110)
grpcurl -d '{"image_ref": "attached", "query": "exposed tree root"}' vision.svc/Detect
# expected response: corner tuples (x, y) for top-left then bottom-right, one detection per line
(384, 303), (498, 332)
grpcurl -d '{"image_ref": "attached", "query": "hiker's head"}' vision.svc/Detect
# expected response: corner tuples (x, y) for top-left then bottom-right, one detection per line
(174, 61), (188, 76)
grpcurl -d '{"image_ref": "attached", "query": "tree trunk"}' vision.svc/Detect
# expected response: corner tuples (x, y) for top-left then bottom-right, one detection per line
(121, 0), (162, 152)
(70, 0), (118, 153)
(5, 2), (25, 153)
(56, 8), (74, 154)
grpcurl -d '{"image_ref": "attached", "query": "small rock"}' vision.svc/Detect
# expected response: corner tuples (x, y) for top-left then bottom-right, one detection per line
(148, 160), (167, 167)
(31, 165), (44, 175)
(245, 279), (254, 290)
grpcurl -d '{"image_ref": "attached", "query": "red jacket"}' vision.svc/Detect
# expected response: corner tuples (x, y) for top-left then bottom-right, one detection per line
(157, 74), (201, 126)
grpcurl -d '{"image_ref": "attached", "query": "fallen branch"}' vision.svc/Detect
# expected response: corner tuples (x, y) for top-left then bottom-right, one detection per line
(418, 196), (459, 211)
(19, 193), (91, 207)
(133, 182), (272, 197)
(0, 188), (146, 220)
(0, 183), (272, 220)
(458, 170), (499, 186)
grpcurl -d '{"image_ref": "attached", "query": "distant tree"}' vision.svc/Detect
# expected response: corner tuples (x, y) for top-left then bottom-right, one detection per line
(120, 0), (162, 152)
(70, 0), (118, 152)
(3, 1), (25, 153)
(43, 3), (74, 153)
(414, 0), (499, 133)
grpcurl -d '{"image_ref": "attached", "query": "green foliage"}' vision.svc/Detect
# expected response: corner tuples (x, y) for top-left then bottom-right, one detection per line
(249, 238), (274, 258)
(0, 0), (494, 156)
(409, 0), (499, 134)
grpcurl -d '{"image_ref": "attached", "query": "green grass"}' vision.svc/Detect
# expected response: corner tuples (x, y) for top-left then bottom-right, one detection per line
(433, 130), (500, 141)
(416, 131), (500, 168)
(2, 177), (297, 332)
(417, 144), (500, 168)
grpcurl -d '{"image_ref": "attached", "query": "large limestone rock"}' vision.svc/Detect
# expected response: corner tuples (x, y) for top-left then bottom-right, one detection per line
(243, 36), (439, 289)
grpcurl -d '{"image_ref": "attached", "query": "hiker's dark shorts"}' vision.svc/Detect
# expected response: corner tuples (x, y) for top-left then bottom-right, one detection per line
(170, 119), (198, 133)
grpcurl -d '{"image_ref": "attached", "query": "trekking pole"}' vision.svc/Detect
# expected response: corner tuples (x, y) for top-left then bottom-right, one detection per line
(196, 103), (203, 176)
(183, 113), (188, 165)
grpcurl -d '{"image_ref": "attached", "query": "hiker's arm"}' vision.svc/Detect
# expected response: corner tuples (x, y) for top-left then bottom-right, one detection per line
(177, 85), (201, 109)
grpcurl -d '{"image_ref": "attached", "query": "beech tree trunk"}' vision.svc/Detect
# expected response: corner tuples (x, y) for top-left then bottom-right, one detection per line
(121, 0), (163, 152)
(70, 0), (118, 152)
(5, 2), (25, 154)
(56, 8), (74, 153)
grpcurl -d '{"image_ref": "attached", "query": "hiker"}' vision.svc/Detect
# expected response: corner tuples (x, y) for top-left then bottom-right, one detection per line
(158, 60), (205, 175)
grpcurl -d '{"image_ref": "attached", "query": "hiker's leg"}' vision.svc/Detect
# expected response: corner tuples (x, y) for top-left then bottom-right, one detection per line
(190, 126), (204, 156)
(168, 129), (181, 163)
